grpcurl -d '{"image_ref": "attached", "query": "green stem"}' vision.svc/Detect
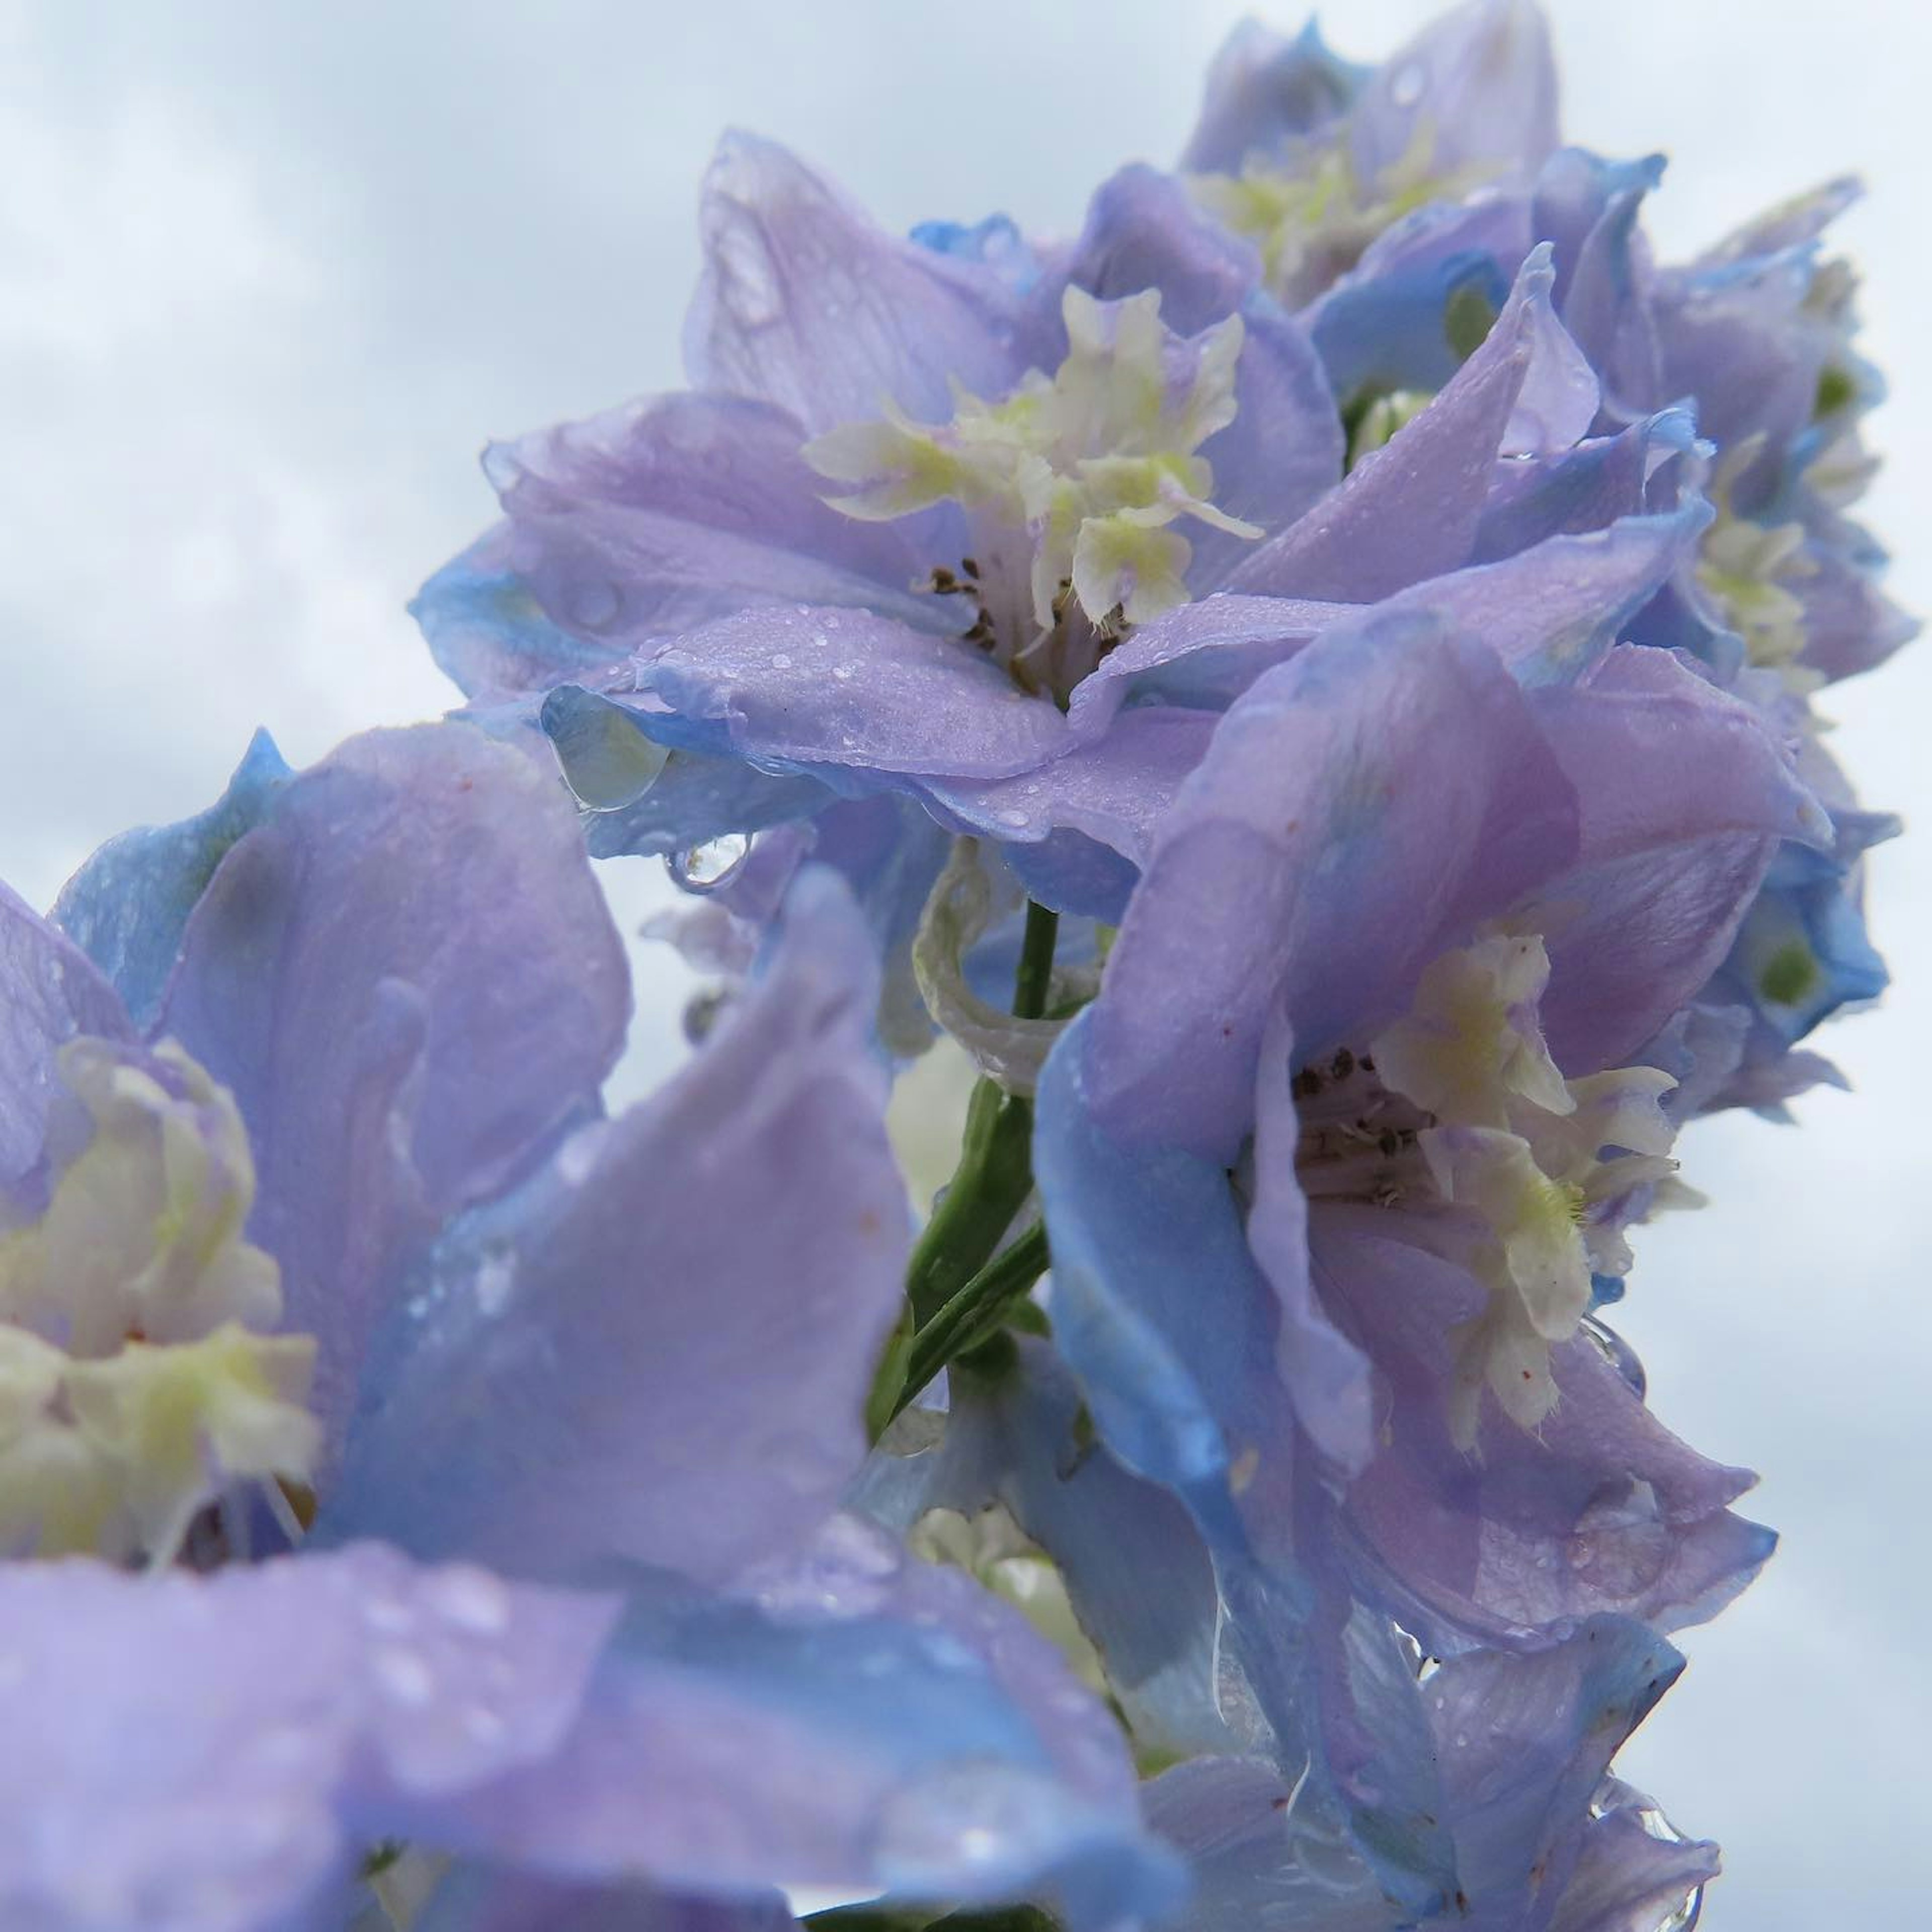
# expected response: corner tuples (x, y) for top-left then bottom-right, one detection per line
(893, 1221), (1050, 1423)
(901, 899), (1059, 1328)
(1010, 899), (1060, 1021)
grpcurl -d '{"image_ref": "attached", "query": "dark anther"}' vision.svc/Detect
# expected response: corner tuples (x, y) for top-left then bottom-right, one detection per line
(1358, 1054), (1376, 1073)
(961, 555), (980, 578)
(1291, 1067), (1323, 1099)
(1331, 1046), (1356, 1080)
(1378, 1130), (1401, 1158)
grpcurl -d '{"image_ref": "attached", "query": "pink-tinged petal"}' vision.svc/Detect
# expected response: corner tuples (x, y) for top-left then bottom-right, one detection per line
(684, 133), (1041, 434)
(331, 870), (909, 1590)
(1312, 1214), (1775, 1651)
(0, 1543), (618, 1932)
(1087, 611), (1578, 1162)
(1227, 249), (1585, 601)
(158, 726), (629, 1456)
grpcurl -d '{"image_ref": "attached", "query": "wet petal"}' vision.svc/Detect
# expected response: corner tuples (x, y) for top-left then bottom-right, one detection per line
(0, 885), (134, 1203)
(1228, 249), (1587, 601)
(685, 133), (1041, 434)
(409, 1515), (1185, 1931)
(157, 726), (630, 1454)
(1086, 609), (1578, 1162)
(1312, 1215), (1775, 1650)
(0, 1542), (619, 1932)
(52, 731), (292, 1032)
(330, 870), (908, 1589)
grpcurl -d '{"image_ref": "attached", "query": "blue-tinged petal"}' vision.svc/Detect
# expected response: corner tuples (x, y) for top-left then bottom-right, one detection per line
(1392, 504), (1707, 687)
(1546, 1789), (1718, 1932)
(399, 1515), (1186, 1932)
(1470, 411), (1698, 567)
(1143, 1756), (1396, 1932)
(684, 133), (1043, 434)
(1181, 18), (1366, 174)
(1312, 218), (1518, 401)
(0, 1543), (619, 1932)
(1228, 249), (1588, 600)
(1149, 1625), (1705, 1932)
(157, 725), (630, 1454)
(417, 1871), (797, 1932)
(1085, 610), (1578, 1162)
(330, 869), (908, 1590)
(1420, 1619), (1685, 1924)
(51, 730), (293, 1033)
(1312, 1214), (1774, 1651)
(413, 528), (626, 702)
(0, 884), (135, 1202)
(1533, 149), (1667, 413)
(620, 604), (1076, 782)
(1034, 1013), (1283, 1545)
(858, 1336), (1239, 1762)
(1347, 0), (1559, 190)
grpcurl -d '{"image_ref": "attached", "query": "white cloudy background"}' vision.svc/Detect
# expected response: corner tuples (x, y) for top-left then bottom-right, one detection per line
(2, 2), (1924, 1922)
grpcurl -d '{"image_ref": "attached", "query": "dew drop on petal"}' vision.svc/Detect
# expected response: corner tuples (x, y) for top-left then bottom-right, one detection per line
(670, 833), (751, 892)
(1390, 60), (1426, 108)
(373, 1645), (436, 1708)
(423, 1563), (512, 1636)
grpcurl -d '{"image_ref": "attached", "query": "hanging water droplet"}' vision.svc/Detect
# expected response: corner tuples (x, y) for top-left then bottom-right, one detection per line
(771, 651), (794, 670)
(1390, 60), (1426, 108)
(670, 832), (751, 892)
(1581, 1314), (1647, 1398)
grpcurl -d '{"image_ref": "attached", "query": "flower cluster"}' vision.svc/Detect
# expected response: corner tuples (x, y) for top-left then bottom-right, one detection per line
(3, 3), (1909, 1929)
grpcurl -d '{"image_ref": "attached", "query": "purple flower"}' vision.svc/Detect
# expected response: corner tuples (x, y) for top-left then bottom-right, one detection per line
(0, 725), (1179, 1931)
(1024, 601), (1821, 1886)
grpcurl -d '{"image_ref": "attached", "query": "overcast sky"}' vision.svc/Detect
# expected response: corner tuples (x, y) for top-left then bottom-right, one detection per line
(3, 3), (1926, 1923)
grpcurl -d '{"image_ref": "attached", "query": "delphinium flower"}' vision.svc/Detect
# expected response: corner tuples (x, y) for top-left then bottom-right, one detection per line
(19, 2), (1912, 1929)
(0, 724), (1180, 1931)
(1174, 0), (1911, 1117)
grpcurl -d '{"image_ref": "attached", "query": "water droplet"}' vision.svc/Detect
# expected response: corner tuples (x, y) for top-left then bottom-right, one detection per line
(362, 1596), (414, 1636)
(771, 652), (793, 670)
(424, 1563), (512, 1635)
(833, 662), (856, 681)
(462, 1703), (507, 1743)
(473, 1253), (516, 1318)
(1390, 60), (1426, 108)
(373, 1645), (435, 1707)
(995, 808), (1029, 828)
(670, 833), (751, 892)
(565, 579), (622, 631)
